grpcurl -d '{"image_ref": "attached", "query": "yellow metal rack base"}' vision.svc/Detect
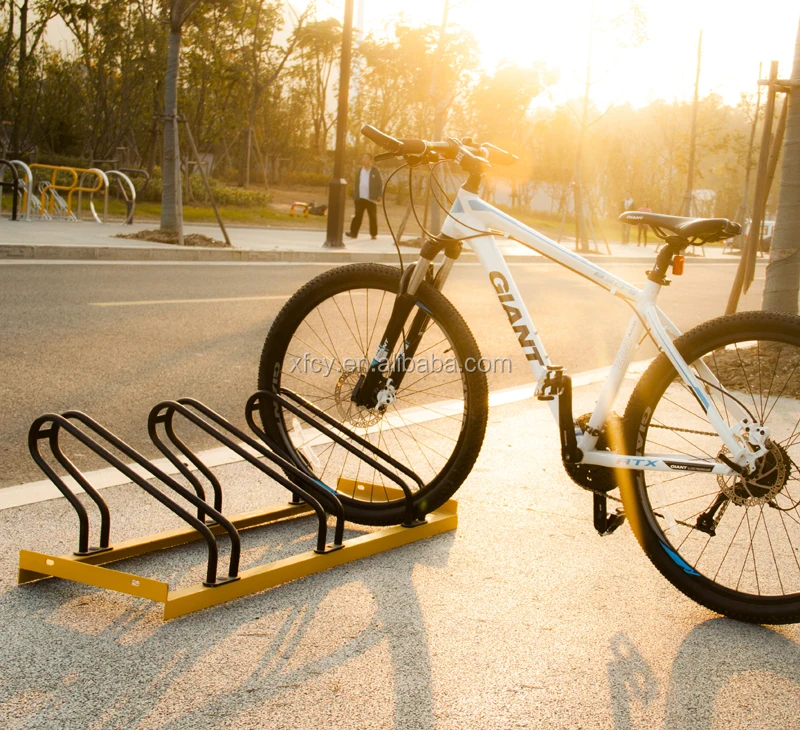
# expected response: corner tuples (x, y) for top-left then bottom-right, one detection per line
(18, 496), (458, 620)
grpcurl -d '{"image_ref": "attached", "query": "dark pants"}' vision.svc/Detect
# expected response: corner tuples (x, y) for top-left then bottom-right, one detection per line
(350, 199), (378, 237)
(637, 224), (648, 246)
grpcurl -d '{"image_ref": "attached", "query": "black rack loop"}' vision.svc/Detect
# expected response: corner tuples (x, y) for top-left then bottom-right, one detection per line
(148, 408), (223, 522)
(149, 399), (345, 553)
(33, 411), (241, 587)
(29, 416), (112, 556)
(249, 389), (426, 527)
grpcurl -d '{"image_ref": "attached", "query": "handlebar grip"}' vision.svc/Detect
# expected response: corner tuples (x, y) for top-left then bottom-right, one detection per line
(361, 125), (402, 152)
(398, 139), (427, 156)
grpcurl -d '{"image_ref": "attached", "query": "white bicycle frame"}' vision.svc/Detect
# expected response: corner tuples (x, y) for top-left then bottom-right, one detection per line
(435, 185), (766, 477)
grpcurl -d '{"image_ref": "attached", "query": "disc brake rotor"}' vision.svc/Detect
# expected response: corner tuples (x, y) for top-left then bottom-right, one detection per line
(334, 365), (384, 428)
(717, 440), (791, 507)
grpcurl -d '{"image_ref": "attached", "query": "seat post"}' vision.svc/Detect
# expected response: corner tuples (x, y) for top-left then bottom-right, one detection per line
(647, 241), (683, 286)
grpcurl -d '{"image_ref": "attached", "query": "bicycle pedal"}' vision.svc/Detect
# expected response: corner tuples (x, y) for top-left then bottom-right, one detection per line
(593, 493), (626, 536)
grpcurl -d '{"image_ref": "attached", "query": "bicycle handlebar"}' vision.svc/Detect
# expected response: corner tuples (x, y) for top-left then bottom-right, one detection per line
(360, 125), (518, 169)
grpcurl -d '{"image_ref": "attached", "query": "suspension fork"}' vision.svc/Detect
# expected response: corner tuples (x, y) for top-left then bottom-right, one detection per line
(351, 237), (462, 407)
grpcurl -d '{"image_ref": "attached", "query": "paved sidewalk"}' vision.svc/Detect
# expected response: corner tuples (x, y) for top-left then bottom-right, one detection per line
(0, 219), (747, 264)
(1, 377), (797, 730)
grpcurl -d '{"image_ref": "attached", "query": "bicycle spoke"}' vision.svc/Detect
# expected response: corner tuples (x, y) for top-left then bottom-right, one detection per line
(711, 350), (731, 426)
(762, 342), (784, 421)
(733, 343), (760, 417)
(761, 504), (785, 594)
(331, 295), (367, 359)
(347, 290), (365, 355)
(764, 362), (800, 423)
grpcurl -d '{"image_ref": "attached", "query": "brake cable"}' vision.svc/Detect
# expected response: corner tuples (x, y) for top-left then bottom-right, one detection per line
(382, 162), (410, 272)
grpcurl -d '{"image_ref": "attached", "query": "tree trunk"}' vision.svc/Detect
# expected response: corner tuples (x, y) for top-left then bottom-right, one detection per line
(682, 31), (702, 217)
(573, 16), (592, 252)
(160, 27), (181, 233)
(10, 0), (28, 151)
(762, 20), (800, 313)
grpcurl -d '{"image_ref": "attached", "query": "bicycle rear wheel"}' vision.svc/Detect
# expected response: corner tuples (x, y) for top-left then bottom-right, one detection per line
(258, 263), (488, 526)
(622, 311), (800, 623)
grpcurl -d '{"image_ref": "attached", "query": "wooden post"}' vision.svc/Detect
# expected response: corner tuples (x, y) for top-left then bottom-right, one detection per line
(726, 60), (779, 314)
(181, 117), (232, 247)
(744, 94), (787, 285)
(245, 125), (252, 188)
(422, 173), (431, 233)
(251, 129), (269, 190)
(395, 205), (412, 242)
(732, 62), (762, 252)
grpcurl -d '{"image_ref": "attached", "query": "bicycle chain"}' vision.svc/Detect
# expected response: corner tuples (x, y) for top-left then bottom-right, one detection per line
(649, 423), (717, 437)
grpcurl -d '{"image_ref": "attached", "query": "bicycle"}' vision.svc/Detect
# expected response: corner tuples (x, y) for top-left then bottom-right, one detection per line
(258, 124), (800, 624)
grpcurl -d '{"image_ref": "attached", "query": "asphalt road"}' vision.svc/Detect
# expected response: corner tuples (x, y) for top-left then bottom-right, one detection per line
(0, 259), (764, 487)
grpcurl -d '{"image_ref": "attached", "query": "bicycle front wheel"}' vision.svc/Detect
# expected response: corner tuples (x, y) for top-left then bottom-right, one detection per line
(623, 311), (800, 624)
(258, 263), (489, 526)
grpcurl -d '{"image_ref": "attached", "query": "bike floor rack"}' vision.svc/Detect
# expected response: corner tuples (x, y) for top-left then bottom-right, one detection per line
(18, 389), (457, 620)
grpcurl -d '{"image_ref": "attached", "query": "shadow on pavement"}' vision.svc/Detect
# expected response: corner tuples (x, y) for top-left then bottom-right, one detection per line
(0, 517), (455, 730)
(607, 632), (659, 730)
(663, 618), (800, 729)
(608, 618), (800, 730)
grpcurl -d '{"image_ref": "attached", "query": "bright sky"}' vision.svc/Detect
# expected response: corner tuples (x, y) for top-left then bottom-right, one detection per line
(318, 0), (798, 109)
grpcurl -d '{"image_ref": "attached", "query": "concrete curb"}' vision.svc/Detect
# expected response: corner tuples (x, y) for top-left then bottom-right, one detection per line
(0, 243), (744, 265)
(0, 243), (408, 264)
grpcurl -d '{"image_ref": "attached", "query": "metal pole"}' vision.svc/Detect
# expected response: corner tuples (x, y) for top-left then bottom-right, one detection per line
(323, 0), (354, 249)
(174, 114), (184, 246)
(573, 7), (594, 252)
(428, 0), (450, 236)
(682, 30), (702, 217)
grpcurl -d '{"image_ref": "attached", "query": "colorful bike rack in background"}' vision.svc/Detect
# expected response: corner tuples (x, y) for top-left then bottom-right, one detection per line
(0, 161), (148, 224)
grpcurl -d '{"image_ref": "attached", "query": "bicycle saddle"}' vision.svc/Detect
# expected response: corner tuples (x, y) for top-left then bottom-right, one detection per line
(619, 211), (741, 244)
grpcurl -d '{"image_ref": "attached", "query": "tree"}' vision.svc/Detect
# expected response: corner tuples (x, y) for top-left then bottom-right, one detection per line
(292, 18), (341, 157)
(762, 19), (800, 313)
(2, 0), (56, 154)
(469, 62), (554, 151)
(160, 0), (200, 235)
(232, 0), (308, 188)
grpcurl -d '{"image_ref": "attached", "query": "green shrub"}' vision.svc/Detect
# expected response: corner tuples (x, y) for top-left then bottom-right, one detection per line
(282, 171), (329, 187)
(135, 169), (272, 207)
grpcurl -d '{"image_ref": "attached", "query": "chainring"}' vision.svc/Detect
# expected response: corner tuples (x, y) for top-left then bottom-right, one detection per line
(563, 412), (626, 493)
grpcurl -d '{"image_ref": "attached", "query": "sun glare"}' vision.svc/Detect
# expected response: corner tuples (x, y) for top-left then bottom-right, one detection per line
(320, 0), (797, 109)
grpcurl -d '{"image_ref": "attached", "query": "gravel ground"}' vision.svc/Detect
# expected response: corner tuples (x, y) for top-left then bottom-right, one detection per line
(2, 382), (799, 730)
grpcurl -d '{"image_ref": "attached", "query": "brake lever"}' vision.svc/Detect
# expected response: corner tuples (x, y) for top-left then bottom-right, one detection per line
(481, 143), (518, 166)
(374, 151), (396, 162)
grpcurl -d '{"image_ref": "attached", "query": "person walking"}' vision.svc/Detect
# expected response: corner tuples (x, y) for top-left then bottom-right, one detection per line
(620, 191), (635, 244)
(637, 200), (652, 247)
(346, 153), (382, 240)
